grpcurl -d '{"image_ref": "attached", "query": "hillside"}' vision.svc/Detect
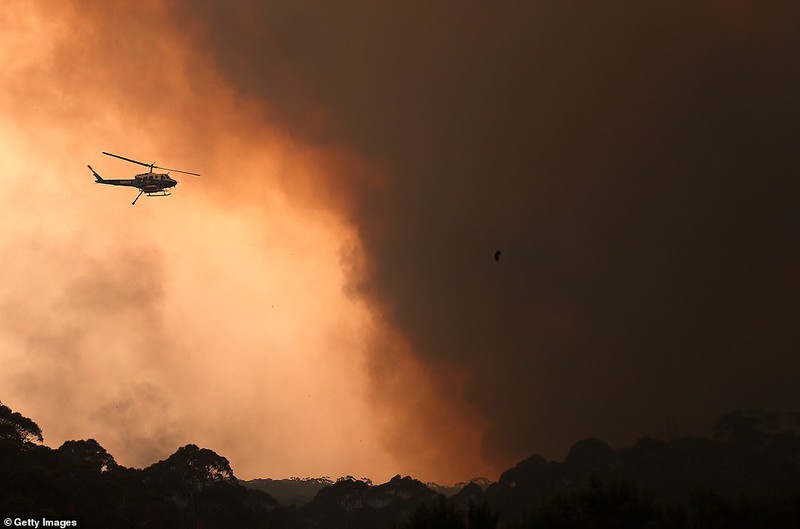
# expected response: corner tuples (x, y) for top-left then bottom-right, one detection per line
(2, 403), (799, 528)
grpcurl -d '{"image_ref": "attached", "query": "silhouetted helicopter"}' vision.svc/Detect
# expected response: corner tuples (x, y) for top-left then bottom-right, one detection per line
(88, 151), (200, 205)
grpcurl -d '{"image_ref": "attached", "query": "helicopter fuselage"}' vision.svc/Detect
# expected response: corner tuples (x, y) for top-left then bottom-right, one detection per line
(97, 172), (177, 191)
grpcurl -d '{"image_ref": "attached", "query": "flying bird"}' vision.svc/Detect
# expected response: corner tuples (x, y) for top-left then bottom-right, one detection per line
(494, 250), (501, 262)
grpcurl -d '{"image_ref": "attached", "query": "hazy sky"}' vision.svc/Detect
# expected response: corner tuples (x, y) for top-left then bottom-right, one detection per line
(1, 1), (799, 484)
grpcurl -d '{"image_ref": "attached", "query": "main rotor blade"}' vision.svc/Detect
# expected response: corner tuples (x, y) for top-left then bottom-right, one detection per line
(102, 151), (152, 168)
(102, 151), (200, 176)
(155, 166), (201, 177)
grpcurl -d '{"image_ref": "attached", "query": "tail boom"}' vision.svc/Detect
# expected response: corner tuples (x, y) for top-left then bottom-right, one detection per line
(87, 165), (104, 182)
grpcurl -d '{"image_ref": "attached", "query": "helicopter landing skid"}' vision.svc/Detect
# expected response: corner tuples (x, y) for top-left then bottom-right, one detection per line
(132, 189), (171, 205)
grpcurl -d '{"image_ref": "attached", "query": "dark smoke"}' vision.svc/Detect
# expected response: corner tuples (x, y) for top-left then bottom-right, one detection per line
(179, 1), (800, 469)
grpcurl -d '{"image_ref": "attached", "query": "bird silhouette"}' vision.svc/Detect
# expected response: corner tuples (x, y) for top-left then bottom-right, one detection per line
(494, 250), (501, 262)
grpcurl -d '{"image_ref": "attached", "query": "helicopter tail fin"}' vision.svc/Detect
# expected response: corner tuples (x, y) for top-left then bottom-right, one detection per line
(87, 165), (104, 182)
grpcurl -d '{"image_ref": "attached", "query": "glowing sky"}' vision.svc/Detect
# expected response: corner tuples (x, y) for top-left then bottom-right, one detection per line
(2, 1), (799, 485)
(0, 1), (488, 483)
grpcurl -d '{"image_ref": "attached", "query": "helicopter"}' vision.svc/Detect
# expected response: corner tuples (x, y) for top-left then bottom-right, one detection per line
(88, 151), (200, 205)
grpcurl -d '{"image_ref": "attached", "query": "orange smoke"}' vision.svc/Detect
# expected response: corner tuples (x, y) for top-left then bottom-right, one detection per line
(0, 0), (493, 484)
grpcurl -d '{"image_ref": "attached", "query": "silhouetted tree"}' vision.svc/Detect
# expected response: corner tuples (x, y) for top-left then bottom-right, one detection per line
(0, 402), (43, 447)
(399, 496), (464, 529)
(145, 444), (234, 489)
(58, 439), (119, 472)
(712, 409), (782, 449)
(509, 473), (659, 529)
(466, 500), (498, 529)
